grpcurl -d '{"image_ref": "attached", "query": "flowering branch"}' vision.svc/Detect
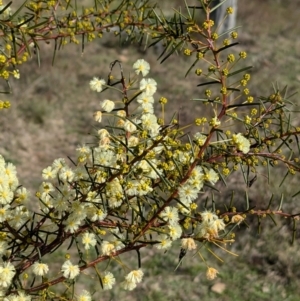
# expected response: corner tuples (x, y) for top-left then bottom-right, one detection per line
(0, 1), (300, 300)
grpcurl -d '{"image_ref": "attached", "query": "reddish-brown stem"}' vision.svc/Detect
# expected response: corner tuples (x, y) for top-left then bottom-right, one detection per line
(14, 243), (147, 294)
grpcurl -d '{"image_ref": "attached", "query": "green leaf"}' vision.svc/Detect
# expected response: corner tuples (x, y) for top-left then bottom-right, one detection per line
(292, 188), (300, 198)
(217, 169), (227, 186)
(147, 35), (165, 49)
(172, 8), (189, 21)
(240, 164), (247, 185)
(295, 134), (300, 157)
(16, 15), (34, 28)
(217, 26), (242, 38)
(81, 33), (85, 54)
(228, 66), (253, 78)
(229, 191), (234, 208)
(216, 42), (239, 54)
(19, 30), (32, 57)
(266, 195), (274, 210)
(273, 136), (292, 153)
(0, 1), (12, 17)
(187, 5), (203, 11)
(245, 190), (249, 210)
(151, 7), (164, 26)
(286, 90), (298, 101)
(199, 0), (207, 14)
(10, 28), (17, 60)
(27, 18), (49, 30)
(185, 58), (199, 78)
(227, 87), (240, 92)
(257, 216), (261, 234)
(10, 0), (27, 20)
(209, 0), (228, 14)
(145, 157), (172, 187)
(184, 0), (192, 20)
(203, 182), (220, 192)
(160, 40), (184, 64)
(197, 80), (220, 87)
(227, 102), (260, 109)
(277, 193), (284, 211)
(192, 98), (212, 102)
(157, 39), (173, 61)
(291, 218), (296, 244)
(172, 157), (184, 178)
(267, 214), (277, 226)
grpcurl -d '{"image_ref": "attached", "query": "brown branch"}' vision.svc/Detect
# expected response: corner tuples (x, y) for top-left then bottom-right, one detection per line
(23, 243), (147, 294)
